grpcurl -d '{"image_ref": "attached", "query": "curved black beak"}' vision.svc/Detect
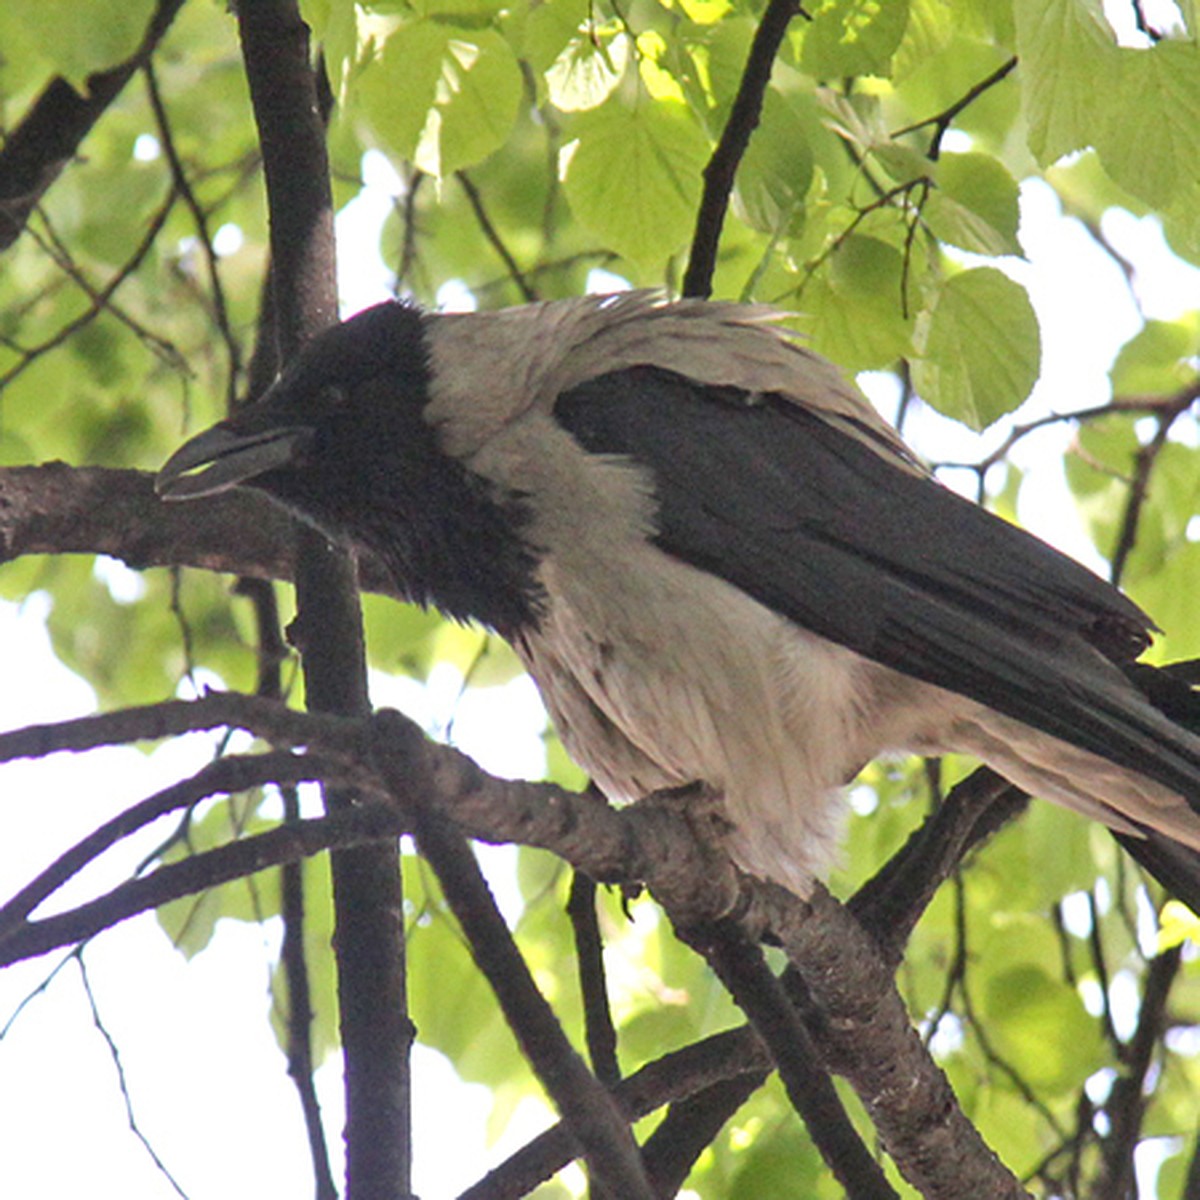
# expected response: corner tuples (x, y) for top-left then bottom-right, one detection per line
(156, 424), (313, 500)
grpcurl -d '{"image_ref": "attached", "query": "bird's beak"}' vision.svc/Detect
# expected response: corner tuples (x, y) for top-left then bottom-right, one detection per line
(155, 423), (313, 500)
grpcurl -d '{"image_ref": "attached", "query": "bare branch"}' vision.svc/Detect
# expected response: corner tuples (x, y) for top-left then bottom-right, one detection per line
(892, 57), (1018, 160)
(456, 171), (538, 303)
(461, 1027), (768, 1199)
(0, 464), (404, 613)
(567, 870), (621, 1088)
(681, 919), (897, 1197)
(0, 751), (332, 938)
(0, 193), (183, 394)
(0, 694), (1040, 1194)
(143, 62), (244, 410)
(0, 806), (402, 968)
(235, 8), (414, 1196)
(75, 953), (192, 1198)
(374, 720), (654, 1198)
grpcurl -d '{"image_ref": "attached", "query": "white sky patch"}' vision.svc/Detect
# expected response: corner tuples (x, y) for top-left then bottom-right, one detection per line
(132, 133), (161, 162)
(212, 222), (244, 257)
(336, 151), (402, 315)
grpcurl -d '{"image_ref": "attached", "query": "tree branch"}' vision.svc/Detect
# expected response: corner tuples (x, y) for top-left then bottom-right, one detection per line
(0, 750), (329, 938)
(0, 465), (399, 600)
(0, 806), (402, 968)
(226, 12), (415, 1193)
(377, 734), (654, 1198)
(681, 918), (897, 1197)
(0, 0), (186, 251)
(681, 0), (802, 299)
(567, 869), (621, 1087)
(0, 695), (1033, 1194)
(460, 1027), (769, 1199)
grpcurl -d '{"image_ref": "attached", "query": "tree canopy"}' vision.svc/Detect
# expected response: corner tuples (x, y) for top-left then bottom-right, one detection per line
(2, 0), (1200, 1196)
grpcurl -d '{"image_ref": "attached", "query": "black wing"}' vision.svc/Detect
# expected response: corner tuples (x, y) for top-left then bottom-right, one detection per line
(554, 365), (1200, 804)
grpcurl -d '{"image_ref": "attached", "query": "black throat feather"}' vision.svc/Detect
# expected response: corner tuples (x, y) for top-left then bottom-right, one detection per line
(255, 304), (546, 635)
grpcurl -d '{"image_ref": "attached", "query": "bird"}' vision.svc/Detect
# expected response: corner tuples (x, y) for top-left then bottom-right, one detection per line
(156, 292), (1200, 902)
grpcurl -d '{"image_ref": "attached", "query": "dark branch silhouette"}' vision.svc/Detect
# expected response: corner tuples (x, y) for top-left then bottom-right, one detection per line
(0, 0), (186, 251)
(235, 6), (414, 1198)
(681, 0), (803, 300)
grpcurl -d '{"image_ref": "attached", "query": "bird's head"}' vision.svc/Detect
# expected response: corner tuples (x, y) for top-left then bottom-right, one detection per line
(156, 301), (543, 631)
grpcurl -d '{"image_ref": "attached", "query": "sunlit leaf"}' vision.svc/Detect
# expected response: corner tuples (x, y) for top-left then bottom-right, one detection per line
(1015, 0), (1116, 164)
(560, 92), (709, 266)
(912, 266), (1040, 428)
(1096, 41), (1200, 209)
(801, 0), (912, 79)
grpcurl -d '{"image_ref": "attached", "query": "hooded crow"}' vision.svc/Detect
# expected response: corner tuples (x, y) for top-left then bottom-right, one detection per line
(157, 293), (1200, 898)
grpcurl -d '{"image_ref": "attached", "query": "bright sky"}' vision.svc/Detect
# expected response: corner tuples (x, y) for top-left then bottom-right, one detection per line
(2, 153), (1200, 1197)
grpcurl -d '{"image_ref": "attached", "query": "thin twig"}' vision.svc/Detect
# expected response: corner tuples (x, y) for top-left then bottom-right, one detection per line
(892, 57), (1018, 159)
(76, 953), (192, 1198)
(0, 192), (182, 393)
(681, 0), (803, 298)
(144, 62), (244, 410)
(456, 171), (538, 303)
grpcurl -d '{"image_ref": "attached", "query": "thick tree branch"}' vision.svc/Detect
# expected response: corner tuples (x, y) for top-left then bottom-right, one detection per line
(681, 918), (897, 1197)
(760, 882), (1031, 1200)
(0, 0), (186, 251)
(0, 465), (400, 598)
(0, 696), (1033, 1195)
(375, 731), (653, 1199)
(234, 10), (415, 1194)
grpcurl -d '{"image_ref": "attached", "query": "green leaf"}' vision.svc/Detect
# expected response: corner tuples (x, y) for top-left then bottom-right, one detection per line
(1128, 541), (1200, 663)
(561, 93), (709, 266)
(521, 0), (589, 72)
(17, 0), (157, 90)
(359, 21), (522, 176)
(430, 621), (526, 687)
(801, 0), (912, 79)
(362, 595), (448, 680)
(407, 866), (522, 1087)
(1110, 316), (1200, 397)
(1046, 149), (1152, 225)
(157, 796), (277, 958)
(734, 91), (814, 236)
(1095, 41), (1200, 209)
(544, 29), (629, 112)
(925, 152), (1022, 257)
(796, 235), (914, 370)
(981, 963), (1104, 1094)
(912, 266), (1041, 429)
(1015, 0), (1117, 165)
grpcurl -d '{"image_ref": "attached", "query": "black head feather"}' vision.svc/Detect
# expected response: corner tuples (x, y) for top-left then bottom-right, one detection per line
(160, 302), (545, 633)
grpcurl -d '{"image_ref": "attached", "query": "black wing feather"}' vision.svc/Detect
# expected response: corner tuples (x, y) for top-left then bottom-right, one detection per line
(554, 365), (1200, 805)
